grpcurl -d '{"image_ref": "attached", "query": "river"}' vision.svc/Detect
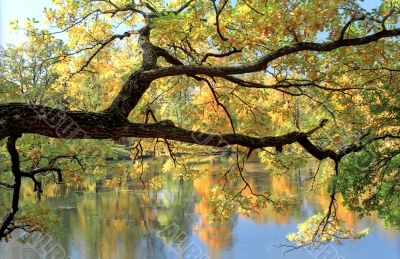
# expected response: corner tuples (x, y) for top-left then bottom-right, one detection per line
(0, 157), (399, 258)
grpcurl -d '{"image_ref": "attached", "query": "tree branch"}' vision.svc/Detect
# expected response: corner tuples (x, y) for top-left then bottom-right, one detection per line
(0, 135), (22, 239)
(200, 47), (242, 64)
(0, 103), (329, 155)
(144, 28), (400, 80)
(212, 0), (229, 41)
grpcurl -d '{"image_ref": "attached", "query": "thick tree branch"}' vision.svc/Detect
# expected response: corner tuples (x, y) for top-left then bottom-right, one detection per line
(0, 103), (328, 154)
(105, 21), (157, 116)
(154, 46), (184, 65)
(105, 70), (152, 116)
(2, 103), (394, 164)
(143, 28), (400, 80)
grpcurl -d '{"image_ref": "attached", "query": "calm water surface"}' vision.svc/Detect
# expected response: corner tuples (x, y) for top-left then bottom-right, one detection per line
(0, 158), (399, 259)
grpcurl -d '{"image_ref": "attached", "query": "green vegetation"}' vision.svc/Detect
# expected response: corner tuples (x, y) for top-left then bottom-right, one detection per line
(0, 0), (399, 250)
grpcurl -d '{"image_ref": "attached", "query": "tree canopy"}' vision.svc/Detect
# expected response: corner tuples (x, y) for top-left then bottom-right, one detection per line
(0, 0), (399, 249)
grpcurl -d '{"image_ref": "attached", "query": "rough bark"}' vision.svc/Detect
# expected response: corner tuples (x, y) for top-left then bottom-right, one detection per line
(0, 103), (331, 155)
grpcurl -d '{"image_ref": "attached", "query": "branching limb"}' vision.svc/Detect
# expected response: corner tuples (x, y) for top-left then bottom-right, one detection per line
(0, 134), (22, 240)
(201, 77), (236, 133)
(200, 48), (242, 64)
(211, 0), (229, 41)
(339, 12), (366, 40)
(144, 28), (400, 80)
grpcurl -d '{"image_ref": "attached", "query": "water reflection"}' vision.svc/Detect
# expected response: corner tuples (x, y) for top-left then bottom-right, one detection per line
(0, 158), (399, 259)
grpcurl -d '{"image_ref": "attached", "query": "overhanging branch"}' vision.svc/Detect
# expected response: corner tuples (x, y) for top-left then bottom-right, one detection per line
(0, 103), (329, 156)
(144, 28), (400, 80)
